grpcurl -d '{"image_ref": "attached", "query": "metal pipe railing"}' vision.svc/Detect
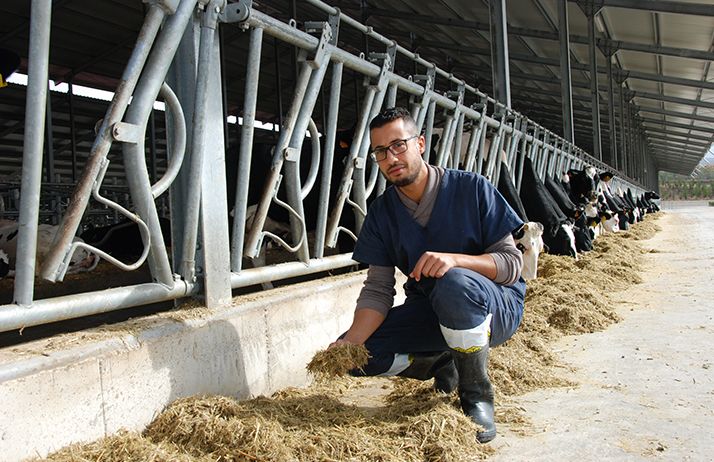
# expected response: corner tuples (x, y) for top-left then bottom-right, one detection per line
(230, 26), (263, 272)
(1, 0), (653, 335)
(40, 3), (170, 283)
(14, 0), (53, 306)
(179, 0), (222, 281)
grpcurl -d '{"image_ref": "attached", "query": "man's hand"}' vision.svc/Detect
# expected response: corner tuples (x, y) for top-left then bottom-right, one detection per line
(328, 338), (357, 349)
(409, 251), (458, 281)
(328, 308), (386, 349)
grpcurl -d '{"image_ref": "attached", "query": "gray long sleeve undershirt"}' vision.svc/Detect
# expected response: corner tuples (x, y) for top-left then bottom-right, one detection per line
(355, 164), (523, 316)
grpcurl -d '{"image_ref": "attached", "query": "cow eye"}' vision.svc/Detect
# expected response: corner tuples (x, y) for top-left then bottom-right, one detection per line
(516, 243), (526, 253)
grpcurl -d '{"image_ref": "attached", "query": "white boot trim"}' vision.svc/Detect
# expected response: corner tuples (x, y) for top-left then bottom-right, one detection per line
(440, 314), (492, 353)
(377, 353), (411, 376)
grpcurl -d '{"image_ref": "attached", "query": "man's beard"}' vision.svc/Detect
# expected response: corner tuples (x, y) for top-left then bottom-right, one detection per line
(383, 166), (420, 187)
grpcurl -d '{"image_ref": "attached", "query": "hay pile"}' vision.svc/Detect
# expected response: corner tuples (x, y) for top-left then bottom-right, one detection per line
(306, 343), (370, 378)
(36, 214), (662, 462)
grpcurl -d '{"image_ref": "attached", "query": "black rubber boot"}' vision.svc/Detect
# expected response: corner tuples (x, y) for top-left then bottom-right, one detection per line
(397, 351), (459, 393)
(452, 345), (496, 443)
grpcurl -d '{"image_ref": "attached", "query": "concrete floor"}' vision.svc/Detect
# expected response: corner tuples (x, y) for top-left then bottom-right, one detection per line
(490, 201), (714, 461)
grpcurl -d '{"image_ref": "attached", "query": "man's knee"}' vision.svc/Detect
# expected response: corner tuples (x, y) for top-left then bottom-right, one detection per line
(430, 268), (492, 329)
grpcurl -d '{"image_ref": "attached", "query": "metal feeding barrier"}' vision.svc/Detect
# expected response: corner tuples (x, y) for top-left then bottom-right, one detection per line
(0, 0), (648, 333)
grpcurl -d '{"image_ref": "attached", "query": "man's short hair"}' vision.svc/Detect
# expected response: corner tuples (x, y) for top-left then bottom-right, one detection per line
(369, 107), (418, 132)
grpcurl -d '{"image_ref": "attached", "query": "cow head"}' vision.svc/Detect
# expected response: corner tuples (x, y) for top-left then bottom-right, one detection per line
(65, 241), (100, 274)
(567, 167), (598, 202)
(513, 222), (544, 281)
(601, 210), (620, 233)
(0, 249), (9, 278)
(561, 222), (578, 260)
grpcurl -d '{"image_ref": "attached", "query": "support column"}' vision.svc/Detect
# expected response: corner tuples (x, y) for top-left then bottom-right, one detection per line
(605, 50), (617, 168)
(624, 98), (631, 176)
(489, 0), (511, 108)
(558, 0), (574, 142)
(617, 77), (626, 172)
(67, 80), (77, 182)
(167, 7), (231, 308)
(44, 83), (55, 184)
(586, 7), (602, 160)
(14, 0), (52, 306)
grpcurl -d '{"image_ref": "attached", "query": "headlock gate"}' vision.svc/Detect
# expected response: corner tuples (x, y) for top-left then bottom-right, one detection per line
(0, 0), (649, 333)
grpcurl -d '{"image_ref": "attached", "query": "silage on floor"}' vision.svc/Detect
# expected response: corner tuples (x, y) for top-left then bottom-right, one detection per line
(35, 214), (663, 462)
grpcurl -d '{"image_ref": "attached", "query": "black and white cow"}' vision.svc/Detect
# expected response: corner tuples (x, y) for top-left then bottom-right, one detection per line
(519, 157), (577, 258)
(496, 163), (545, 279)
(0, 221), (98, 277)
(80, 217), (171, 261)
(224, 128), (367, 255)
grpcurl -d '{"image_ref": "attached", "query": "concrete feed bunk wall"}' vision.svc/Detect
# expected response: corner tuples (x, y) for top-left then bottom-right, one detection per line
(0, 271), (402, 461)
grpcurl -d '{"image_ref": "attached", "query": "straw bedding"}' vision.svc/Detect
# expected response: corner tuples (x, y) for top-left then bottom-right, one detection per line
(35, 213), (662, 462)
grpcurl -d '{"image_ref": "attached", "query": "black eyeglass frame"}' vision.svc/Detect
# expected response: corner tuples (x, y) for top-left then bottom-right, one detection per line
(369, 134), (419, 162)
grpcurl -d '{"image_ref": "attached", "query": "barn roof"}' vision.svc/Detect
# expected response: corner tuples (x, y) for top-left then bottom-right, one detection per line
(1, 0), (712, 178)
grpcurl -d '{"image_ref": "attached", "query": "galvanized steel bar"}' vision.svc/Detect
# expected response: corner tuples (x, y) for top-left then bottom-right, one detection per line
(453, 112), (465, 169)
(179, 2), (222, 280)
(353, 85), (388, 230)
(67, 81), (78, 182)
(423, 100), (436, 163)
(243, 57), (313, 258)
(44, 83), (55, 185)
(587, 11), (602, 160)
(148, 87), (185, 197)
(315, 61), (343, 257)
(489, 0), (511, 108)
(607, 54), (617, 166)
(325, 85), (376, 247)
(230, 253), (356, 289)
(13, 0), (52, 305)
(558, 0), (574, 141)
(119, 0), (199, 287)
(284, 19), (337, 262)
(375, 81), (398, 196)
(39, 3), (169, 282)
(1, 281), (195, 333)
(230, 27), (263, 272)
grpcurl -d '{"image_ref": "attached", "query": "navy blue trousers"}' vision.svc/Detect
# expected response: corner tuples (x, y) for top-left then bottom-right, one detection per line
(351, 268), (526, 376)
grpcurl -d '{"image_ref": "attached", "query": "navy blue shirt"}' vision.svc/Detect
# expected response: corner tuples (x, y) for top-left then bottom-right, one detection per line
(352, 169), (523, 279)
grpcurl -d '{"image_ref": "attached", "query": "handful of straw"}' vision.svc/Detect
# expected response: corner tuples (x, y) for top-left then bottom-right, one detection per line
(306, 343), (370, 378)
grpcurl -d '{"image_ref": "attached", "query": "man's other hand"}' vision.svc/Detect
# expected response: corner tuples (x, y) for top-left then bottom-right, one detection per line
(409, 251), (458, 281)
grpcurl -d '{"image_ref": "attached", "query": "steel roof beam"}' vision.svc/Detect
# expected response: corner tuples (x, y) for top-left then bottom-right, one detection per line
(464, 60), (714, 91)
(641, 117), (714, 135)
(370, 8), (714, 60)
(649, 141), (710, 153)
(645, 133), (714, 146)
(632, 91), (714, 110)
(645, 133), (712, 148)
(637, 106), (714, 124)
(568, 0), (714, 17)
(623, 70), (714, 91)
(651, 149), (706, 160)
(644, 127), (714, 142)
(0, 0), (72, 43)
(649, 143), (708, 155)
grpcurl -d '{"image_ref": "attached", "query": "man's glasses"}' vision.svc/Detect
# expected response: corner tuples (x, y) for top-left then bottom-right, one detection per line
(369, 135), (418, 162)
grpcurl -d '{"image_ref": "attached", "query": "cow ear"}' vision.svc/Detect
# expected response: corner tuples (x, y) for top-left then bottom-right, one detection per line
(513, 225), (525, 239)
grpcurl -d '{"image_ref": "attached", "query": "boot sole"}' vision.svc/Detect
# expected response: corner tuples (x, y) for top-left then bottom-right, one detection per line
(476, 429), (496, 444)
